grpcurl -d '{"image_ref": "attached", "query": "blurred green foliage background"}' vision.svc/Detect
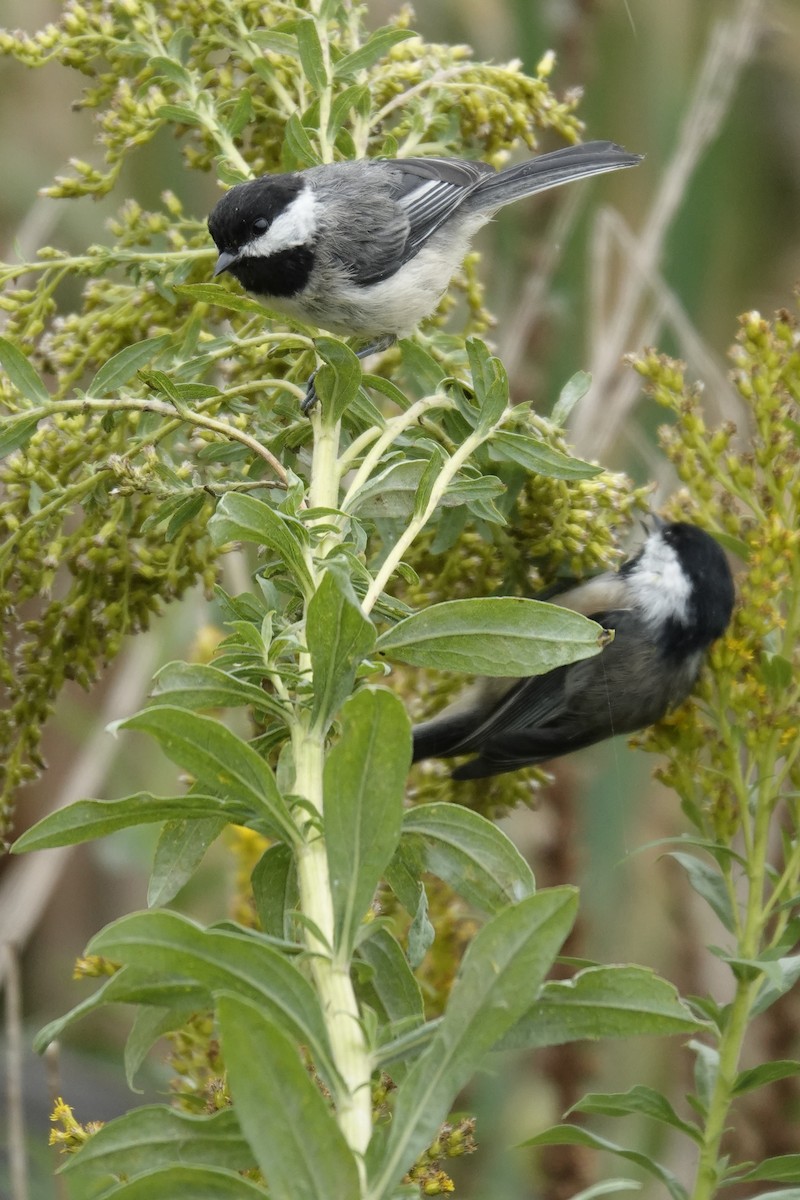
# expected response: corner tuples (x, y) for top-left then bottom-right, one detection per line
(1, 1), (798, 1197)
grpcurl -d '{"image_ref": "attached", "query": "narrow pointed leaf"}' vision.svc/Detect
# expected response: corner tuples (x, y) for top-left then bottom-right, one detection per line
(86, 911), (335, 1086)
(466, 338), (508, 428)
(209, 493), (314, 599)
(119, 706), (295, 843)
(357, 927), (424, 1031)
(294, 18), (328, 92)
(0, 412), (41, 457)
(334, 27), (416, 76)
(12, 793), (242, 852)
(395, 803), (535, 913)
(377, 596), (602, 675)
(62, 1106), (251, 1183)
(370, 888), (578, 1196)
(520, 1127), (687, 1200)
(314, 336), (363, 420)
(148, 817), (226, 907)
(551, 370), (592, 424)
(252, 843), (298, 939)
(325, 688), (408, 956)
(88, 334), (172, 396)
(669, 852), (736, 932)
(0, 335), (49, 402)
(739, 1157), (800, 1183)
(91, 1165), (268, 1198)
(151, 661), (288, 721)
(219, 994), (360, 1200)
(569, 1086), (701, 1142)
(497, 965), (704, 1051)
(490, 429), (600, 479)
(307, 571), (375, 729)
(734, 1060), (800, 1095)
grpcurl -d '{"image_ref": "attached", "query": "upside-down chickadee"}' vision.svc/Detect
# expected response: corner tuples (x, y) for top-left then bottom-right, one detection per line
(207, 142), (641, 407)
(412, 522), (735, 780)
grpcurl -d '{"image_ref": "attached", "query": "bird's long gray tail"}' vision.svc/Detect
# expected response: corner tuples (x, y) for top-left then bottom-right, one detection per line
(465, 140), (641, 211)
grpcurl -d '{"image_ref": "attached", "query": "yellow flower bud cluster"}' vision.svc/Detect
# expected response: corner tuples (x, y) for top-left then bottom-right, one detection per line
(631, 304), (800, 840)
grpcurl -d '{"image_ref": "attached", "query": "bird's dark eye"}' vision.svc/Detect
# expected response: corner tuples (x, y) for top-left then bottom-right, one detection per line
(253, 217), (269, 232)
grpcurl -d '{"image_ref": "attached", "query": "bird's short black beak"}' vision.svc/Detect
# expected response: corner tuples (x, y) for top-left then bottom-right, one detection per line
(213, 251), (238, 277)
(640, 513), (666, 536)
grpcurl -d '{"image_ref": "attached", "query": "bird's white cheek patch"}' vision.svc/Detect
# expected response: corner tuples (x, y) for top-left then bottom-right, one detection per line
(631, 535), (692, 625)
(241, 188), (318, 258)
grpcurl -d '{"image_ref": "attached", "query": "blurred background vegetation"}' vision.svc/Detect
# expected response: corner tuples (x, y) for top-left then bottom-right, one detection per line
(1, 0), (799, 1197)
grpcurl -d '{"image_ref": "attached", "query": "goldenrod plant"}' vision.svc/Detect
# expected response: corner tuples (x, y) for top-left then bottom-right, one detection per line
(2, 3), (798, 1199)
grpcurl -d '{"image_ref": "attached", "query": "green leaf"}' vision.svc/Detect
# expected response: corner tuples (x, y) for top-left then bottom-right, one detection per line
(151, 661), (288, 722)
(569, 1086), (700, 1142)
(369, 889), (578, 1197)
(0, 413), (41, 457)
(377, 596), (602, 675)
(466, 338), (508, 428)
(282, 112), (322, 168)
(294, 18), (328, 92)
(313, 336), (363, 420)
(88, 334), (172, 397)
(62, 1106), (252, 1184)
(334, 27), (417, 76)
(734, 1059), (800, 1095)
(0, 335), (49, 402)
(209, 492), (314, 599)
(348, 458), (503, 519)
(394, 803), (535, 914)
(148, 817), (225, 907)
(490, 430), (600, 479)
(11, 793), (241, 853)
(406, 881), (435, 969)
(669, 852), (736, 932)
(90, 1165), (268, 1198)
(34, 963), (209, 1054)
(118, 706), (295, 843)
(551, 370), (591, 424)
(306, 571), (376, 730)
(147, 54), (192, 86)
(497, 964), (704, 1051)
(252, 843), (298, 939)
(738, 1192), (800, 1200)
(735, 1157), (800, 1184)
(218, 995), (360, 1200)
(520, 1127), (687, 1200)
(752, 953), (800, 1013)
(357, 927), (424, 1031)
(691, 1038), (719, 1110)
(157, 103), (204, 126)
(227, 88), (252, 137)
(569, 1183), (643, 1200)
(327, 84), (370, 136)
(324, 689), (408, 957)
(173, 282), (273, 316)
(125, 1003), (199, 1090)
(88, 911), (336, 1084)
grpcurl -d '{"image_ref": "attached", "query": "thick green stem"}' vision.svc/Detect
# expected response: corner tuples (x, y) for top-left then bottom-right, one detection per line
(292, 729), (372, 1183)
(292, 407), (371, 1186)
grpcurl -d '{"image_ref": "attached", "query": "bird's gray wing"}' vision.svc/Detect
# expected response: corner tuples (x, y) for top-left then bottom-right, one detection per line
(387, 157), (495, 257)
(337, 157), (494, 285)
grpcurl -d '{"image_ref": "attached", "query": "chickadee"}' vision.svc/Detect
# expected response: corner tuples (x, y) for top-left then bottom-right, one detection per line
(207, 141), (641, 408)
(412, 522), (735, 780)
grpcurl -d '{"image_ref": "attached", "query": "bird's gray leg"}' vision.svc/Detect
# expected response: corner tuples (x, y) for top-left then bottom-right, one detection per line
(301, 335), (398, 414)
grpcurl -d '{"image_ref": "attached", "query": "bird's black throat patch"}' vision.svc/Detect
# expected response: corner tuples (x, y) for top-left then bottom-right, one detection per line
(228, 245), (316, 299)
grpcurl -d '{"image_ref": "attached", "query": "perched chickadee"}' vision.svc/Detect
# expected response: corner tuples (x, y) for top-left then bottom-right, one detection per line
(207, 141), (641, 407)
(412, 522), (735, 780)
